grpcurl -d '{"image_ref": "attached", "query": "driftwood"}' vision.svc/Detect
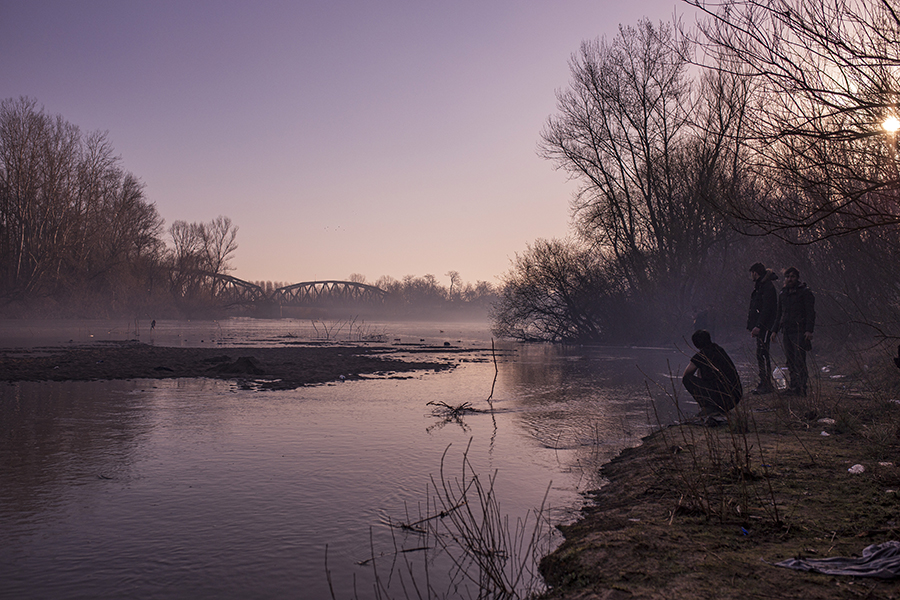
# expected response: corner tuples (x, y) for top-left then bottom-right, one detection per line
(426, 400), (482, 417)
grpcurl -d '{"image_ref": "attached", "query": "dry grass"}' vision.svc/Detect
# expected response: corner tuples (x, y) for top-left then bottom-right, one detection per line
(539, 356), (900, 599)
(331, 439), (554, 600)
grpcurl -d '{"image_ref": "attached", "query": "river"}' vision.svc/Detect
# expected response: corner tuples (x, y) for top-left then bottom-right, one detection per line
(0, 318), (709, 599)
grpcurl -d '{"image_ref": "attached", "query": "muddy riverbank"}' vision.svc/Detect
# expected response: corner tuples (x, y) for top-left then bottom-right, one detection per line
(538, 382), (900, 599)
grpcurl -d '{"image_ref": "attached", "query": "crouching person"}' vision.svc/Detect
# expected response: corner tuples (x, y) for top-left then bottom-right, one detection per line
(682, 329), (743, 419)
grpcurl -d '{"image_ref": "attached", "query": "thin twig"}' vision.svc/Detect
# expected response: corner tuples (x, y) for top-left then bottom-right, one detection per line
(487, 338), (499, 403)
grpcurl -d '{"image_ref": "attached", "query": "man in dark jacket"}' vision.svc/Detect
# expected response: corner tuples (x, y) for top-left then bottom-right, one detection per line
(774, 267), (816, 396)
(683, 329), (743, 419)
(747, 262), (779, 394)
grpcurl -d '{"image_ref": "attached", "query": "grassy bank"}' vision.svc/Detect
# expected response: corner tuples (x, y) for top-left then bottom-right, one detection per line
(539, 354), (900, 599)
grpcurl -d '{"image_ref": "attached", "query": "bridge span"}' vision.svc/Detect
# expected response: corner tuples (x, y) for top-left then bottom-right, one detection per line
(271, 280), (388, 306)
(169, 272), (389, 309)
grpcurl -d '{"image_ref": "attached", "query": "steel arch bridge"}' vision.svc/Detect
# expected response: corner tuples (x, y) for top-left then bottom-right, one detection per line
(212, 274), (270, 305)
(168, 272), (389, 308)
(168, 271), (268, 307)
(271, 280), (389, 307)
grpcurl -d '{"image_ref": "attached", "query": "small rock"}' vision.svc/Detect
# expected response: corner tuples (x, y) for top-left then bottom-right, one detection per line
(215, 356), (265, 375)
(848, 464), (866, 474)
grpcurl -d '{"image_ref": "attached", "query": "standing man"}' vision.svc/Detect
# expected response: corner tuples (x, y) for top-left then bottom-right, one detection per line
(747, 262), (779, 394)
(774, 267), (816, 396)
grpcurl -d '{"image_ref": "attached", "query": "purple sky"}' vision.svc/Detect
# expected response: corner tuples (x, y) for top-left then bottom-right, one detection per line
(1, 1), (692, 287)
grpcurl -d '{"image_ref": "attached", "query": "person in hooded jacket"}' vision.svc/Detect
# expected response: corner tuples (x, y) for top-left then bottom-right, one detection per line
(747, 262), (779, 394)
(682, 329), (743, 420)
(773, 266), (816, 396)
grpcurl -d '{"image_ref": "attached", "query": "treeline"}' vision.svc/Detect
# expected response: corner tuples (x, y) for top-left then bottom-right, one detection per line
(492, 1), (900, 346)
(250, 273), (497, 311)
(0, 97), (238, 317)
(0, 97), (494, 319)
(365, 273), (497, 316)
(0, 97), (165, 315)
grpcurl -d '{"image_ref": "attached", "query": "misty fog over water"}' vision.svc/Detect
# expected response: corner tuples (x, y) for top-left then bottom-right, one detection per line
(0, 318), (712, 598)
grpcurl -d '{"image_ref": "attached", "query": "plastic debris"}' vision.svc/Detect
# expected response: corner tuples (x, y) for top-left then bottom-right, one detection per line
(821, 431), (830, 436)
(775, 541), (900, 578)
(818, 418), (836, 425)
(772, 367), (788, 390)
(849, 464), (866, 474)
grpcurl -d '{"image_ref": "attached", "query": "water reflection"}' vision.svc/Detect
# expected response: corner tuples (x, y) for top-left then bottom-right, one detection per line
(0, 321), (703, 599)
(1, 381), (150, 522)
(500, 344), (691, 470)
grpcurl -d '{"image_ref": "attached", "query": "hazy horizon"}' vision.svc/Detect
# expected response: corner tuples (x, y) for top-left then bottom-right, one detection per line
(1, 0), (693, 286)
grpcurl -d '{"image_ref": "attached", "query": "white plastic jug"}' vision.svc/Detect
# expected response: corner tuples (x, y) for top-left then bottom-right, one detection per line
(772, 367), (788, 390)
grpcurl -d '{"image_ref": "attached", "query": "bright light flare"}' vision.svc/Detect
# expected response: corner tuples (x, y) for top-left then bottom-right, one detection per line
(884, 116), (900, 133)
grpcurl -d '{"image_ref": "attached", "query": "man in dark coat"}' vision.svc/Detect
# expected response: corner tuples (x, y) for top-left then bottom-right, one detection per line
(683, 329), (743, 418)
(747, 262), (779, 394)
(774, 267), (816, 396)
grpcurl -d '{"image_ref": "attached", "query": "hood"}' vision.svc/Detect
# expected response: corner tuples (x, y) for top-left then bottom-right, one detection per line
(758, 269), (778, 285)
(783, 281), (808, 292)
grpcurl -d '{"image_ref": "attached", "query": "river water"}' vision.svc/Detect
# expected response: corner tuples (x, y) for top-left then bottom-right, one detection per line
(0, 318), (708, 599)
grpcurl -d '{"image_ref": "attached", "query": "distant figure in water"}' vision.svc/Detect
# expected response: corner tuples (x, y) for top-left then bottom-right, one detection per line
(151, 319), (156, 330)
(682, 329), (742, 420)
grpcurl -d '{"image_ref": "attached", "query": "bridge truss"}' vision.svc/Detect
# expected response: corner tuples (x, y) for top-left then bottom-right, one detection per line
(168, 272), (388, 309)
(271, 280), (388, 307)
(210, 273), (270, 306)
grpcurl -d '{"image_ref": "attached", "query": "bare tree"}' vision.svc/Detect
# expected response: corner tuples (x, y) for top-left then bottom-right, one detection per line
(445, 270), (461, 301)
(0, 98), (80, 295)
(199, 215), (238, 275)
(166, 216), (239, 311)
(492, 239), (626, 342)
(169, 220), (204, 272)
(0, 97), (165, 311)
(540, 20), (692, 282)
(169, 216), (237, 276)
(538, 19), (747, 326)
(688, 0), (900, 239)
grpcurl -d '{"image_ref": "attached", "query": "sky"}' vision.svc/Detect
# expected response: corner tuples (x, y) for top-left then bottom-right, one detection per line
(1, 0), (693, 288)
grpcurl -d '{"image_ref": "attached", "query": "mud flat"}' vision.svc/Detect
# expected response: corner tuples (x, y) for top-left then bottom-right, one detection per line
(0, 341), (474, 390)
